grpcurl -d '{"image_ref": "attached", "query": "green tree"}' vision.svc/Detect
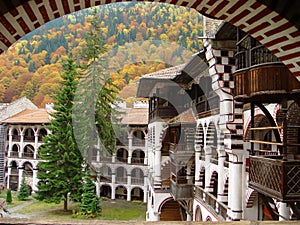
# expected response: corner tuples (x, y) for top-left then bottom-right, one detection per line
(73, 8), (119, 164)
(6, 189), (12, 204)
(80, 171), (101, 217)
(17, 177), (30, 201)
(35, 55), (84, 211)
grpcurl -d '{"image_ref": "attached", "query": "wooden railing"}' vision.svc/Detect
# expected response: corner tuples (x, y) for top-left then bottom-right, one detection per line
(131, 157), (144, 165)
(131, 178), (144, 185)
(170, 179), (193, 200)
(234, 63), (300, 99)
(195, 186), (228, 220)
(249, 156), (300, 201)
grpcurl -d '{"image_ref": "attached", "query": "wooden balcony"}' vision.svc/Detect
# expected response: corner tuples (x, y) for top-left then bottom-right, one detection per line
(149, 106), (180, 121)
(170, 179), (193, 200)
(169, 143), (194, 163)
(249, 155), (300, 202)
(234, 63), (300, 102)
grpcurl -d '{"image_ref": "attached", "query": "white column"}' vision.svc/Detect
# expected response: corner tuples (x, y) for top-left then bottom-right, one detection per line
(6, 166), (11, 189)
(186, 213), (192, 221)
(34, 133), (38, 159)
(18, 167), (24, 191)
(154, 146), (161, 188)
(217, 147), (227, 202)
(19, 129), (25, 158)
(8, 128), (12, 157)
(96, 172), (100, 197)
(128, 134), (133, 164)
(204, 146), (212, 192)
(111, 173), (116, 199)
(144, 135), (148, 165)
(32, 168), (38, 193)
(143, 187), (147, 203)
(111, 184), (116, 200)
(112, 153), (116, 163)
(227, 151), (244, 221)
(279, 202), (290, 221)
(195, 145), (201, 186)
(127, 174), (131, 186)
(127, 186), (131, 201)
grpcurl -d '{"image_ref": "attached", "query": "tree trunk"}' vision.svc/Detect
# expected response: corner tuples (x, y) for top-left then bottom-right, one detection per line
(64, 193), (68, 211)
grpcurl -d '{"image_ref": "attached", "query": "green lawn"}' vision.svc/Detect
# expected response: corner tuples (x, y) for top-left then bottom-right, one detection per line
(13, 198), (146, 221)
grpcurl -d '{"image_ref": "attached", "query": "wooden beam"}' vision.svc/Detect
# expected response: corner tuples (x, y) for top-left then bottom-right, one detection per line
(249, 140), (283, 146)
(249, 126), (282, 130)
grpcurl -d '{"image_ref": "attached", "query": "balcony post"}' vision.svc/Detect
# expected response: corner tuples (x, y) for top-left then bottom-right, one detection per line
(217, 146), (227, 202)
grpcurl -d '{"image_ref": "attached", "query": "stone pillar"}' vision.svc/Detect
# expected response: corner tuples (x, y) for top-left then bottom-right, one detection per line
(279, 202), (290, 221)
(112, 153), (116, 163)
(217, 146), (227, 202)
(18, 167), (24, 191)
(227, 151), (244, 221)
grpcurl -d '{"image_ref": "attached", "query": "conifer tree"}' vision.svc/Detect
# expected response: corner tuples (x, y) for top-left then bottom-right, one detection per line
(35, 55), (84, 211)
(80, 171), (101, 217)
(17, 177), (30, 201)
(6, 189), (12, 204)
(73, 8), (119, 163)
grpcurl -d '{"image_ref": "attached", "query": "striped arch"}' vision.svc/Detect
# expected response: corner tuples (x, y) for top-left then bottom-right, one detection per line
(206, 122), (217, 148)
(195, 123), (204, 148)
(1, 1), (300, 79)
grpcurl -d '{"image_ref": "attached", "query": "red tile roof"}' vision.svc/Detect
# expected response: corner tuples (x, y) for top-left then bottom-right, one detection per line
(2, 109), (50, 124)
(121, 108), (148, 125)
(168, 108), (196, 124)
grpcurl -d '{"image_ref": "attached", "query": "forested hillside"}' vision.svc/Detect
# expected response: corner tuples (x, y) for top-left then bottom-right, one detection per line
(0, 2), (203, 107)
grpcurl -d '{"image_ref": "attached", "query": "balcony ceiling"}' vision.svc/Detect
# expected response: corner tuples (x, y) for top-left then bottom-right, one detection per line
(0, 0), (300, 30)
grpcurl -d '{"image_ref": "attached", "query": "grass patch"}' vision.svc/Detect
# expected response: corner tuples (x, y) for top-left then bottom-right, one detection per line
(12, 199), (146, 221)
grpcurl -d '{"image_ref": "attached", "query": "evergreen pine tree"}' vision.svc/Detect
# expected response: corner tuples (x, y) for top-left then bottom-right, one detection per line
(35, 55), (84, 211)
(73, 8), (119, 164)
(80, 171), (101, 217)
(17, 177), (30, 201)
(6, 189), (12, 204)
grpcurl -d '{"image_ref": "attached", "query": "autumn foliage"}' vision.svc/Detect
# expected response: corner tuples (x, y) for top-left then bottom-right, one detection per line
(0, 2), (203, 107)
